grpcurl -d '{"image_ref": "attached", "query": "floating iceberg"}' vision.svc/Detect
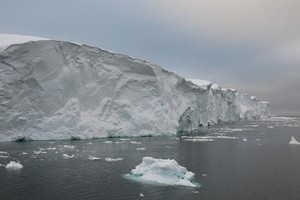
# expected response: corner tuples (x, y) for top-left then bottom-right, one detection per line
(289, 136), (300, 145)
(136, 148), (146, 151)
(0, 34), (270, 141)
(5, 161), (23, 170)
(127, 157), (199, 187)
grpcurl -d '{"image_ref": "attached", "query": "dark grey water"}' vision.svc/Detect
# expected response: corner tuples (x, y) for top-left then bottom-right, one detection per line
(1, 117), (300, 200)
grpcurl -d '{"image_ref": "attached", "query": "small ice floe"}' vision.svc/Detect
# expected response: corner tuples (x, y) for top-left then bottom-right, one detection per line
(105, 157), (124, 162)
(0, 155), (9, 159)
(242, 138), (249, 142)
(60, 145), (76, 150)
(182, 135), (236, 141)
(0, 164), (3, 167)
(289, 136), (300, 145)
(231, 128), (245, 132)
(86, 142), (93, 145)
(137, 148), (146, 151)
(256, 139), (261, 141)
(46, 147), (56, 150)
(5, 161), (23, 170)
(88, 156), (101, 160)
(104, 141), (113, 144)
(192, 191), (199, 194)
(244, 124), (259, 127)
(126, 157), (199, 187)
(49, 141), (55, 144)
(62, 154), (75, 159)
(33, 151), (42, 155)
(0, 151), (8, 155)
(130, 141), (141, 145)
(120, 138), (131, 141)
(0, 151), (9, 159)
(267, 126), (274, 129)
(22, 152), (28, 155)
(202, 174), (207, 177)
(184, 138), (214, 142)
(139, 193), (145, 197)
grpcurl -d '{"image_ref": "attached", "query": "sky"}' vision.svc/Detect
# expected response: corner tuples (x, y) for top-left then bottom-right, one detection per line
(0, 0), (299, 115)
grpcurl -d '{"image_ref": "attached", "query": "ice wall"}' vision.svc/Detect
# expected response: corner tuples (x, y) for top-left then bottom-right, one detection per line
(0, 40), (270, 141)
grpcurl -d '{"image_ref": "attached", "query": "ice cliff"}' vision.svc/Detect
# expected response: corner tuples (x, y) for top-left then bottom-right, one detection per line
(0, 34), (270, 141)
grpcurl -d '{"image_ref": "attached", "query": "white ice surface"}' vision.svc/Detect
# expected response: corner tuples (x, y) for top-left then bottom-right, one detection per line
(129, 157), (198, 187)
(5, 161), (23, 170)
(0, 36), (270, 141)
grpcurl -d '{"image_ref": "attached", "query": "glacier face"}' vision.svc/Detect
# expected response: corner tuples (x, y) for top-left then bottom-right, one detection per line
(0, 40), (270, 141)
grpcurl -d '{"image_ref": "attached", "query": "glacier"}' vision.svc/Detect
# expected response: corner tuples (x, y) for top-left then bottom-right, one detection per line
(0, 34), (270, 141)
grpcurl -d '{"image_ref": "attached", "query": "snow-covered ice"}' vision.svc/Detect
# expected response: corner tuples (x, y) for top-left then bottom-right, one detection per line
(105, 157), (124, 162)
(0, 34), (270, 141)
(127, 157), (199, 187)
(5, 161), (23, 170)
(289, 136), (300, 145)
(137, 148), (146, 151)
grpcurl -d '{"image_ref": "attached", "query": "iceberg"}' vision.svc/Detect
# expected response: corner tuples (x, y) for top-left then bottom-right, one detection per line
(289, 136), (300, 145)
(127, 157), (199, 187)
(0, 34), (270, 141)
(5, 161), (23, 170)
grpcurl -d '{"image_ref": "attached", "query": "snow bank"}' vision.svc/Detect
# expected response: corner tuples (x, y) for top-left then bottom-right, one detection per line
(5, 161), (23, 170)
(128, 157), (198, 187)
(0, 36), (270, 141)
(289, 136), (300, 145)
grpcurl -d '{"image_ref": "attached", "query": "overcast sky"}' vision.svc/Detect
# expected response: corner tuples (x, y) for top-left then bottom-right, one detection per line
(1, 0), (299, 115)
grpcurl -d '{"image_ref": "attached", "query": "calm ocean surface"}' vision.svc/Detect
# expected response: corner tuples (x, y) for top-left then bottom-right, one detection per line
(1, 117), (300, 200)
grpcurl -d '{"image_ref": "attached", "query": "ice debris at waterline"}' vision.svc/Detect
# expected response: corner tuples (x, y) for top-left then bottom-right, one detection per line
(5, 161), (23, 170)
(124, 157), (199, 187)
(0, 34), (270, 141)
(289, 136), (300, 145)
